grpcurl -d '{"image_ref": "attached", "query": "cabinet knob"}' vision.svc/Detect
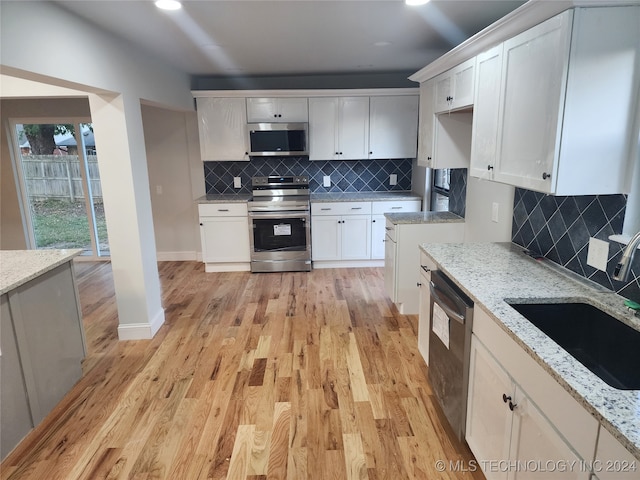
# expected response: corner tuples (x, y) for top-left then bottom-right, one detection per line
(336, 152), (339, 155)
(417, 282), (422, 287)
(427, 156), (432, 161)
(487, 165), (494, 171)
(369, 151), (373, 155)
(199, 223), (203, 226)
(542, 172), (551, 180)
(372, 219), (376, 222)
(503, 394), (517, 411)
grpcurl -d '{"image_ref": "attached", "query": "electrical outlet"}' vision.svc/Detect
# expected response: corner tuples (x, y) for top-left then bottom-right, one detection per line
(491, 202), (499, 223)
(156, 185), (163, 195)
(389, 174), (397, 186)
(587, 238), (609, 271)
(233, 177), (241, 189)
(323, 175), (331, 188)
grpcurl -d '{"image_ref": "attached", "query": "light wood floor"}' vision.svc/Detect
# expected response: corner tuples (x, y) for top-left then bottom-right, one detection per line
(2, 262), (484, 480)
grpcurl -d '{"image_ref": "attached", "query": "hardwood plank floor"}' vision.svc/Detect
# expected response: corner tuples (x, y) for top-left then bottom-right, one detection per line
(1, 262), (484, 480)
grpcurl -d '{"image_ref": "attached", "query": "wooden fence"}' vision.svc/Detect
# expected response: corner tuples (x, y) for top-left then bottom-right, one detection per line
(21, 155), (102, 201)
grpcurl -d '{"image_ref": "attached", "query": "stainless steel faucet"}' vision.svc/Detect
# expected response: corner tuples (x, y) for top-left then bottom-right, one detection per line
(612, 231), (640, 282)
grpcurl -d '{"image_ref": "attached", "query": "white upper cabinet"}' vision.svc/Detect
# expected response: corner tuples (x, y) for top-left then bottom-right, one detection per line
(469, 44), (503, 180)
(433, 57), (476, 113)
(368, 95), (419, 159)
(196, 97), (249, 162)
(493, 7), (640, 195)
(308, 97), (369, 160)
(246, 97), (308, 123)
(417, 79), (435, 168)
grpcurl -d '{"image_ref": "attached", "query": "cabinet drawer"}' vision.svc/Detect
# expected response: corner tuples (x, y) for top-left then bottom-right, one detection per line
(419, 249), (438, 273)
(198, 203), (248, 217)
(371, 200), (421, 214)
(384, 219), (397, 242)
(311, 201), (371, 216)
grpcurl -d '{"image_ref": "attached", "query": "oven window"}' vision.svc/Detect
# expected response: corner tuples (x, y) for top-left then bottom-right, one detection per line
(252, 218), (307, 252)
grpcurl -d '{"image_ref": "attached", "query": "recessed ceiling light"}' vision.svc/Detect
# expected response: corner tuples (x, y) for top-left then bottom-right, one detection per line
(405, 0), (430, 5)
(155, 0), (182, 11)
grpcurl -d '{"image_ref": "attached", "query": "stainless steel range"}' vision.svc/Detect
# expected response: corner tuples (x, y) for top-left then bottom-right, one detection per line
(247, 175), (311, 272)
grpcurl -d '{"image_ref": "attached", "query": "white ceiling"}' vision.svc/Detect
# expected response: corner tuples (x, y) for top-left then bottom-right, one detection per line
(53, 0), (526, 78)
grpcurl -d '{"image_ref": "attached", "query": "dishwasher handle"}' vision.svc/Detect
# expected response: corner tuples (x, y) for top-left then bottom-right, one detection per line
(429, 281), (465, 324)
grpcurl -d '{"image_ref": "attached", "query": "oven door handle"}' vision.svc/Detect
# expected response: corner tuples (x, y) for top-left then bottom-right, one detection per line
(429, 281), (465, 324)
(249, 210), (309, 219)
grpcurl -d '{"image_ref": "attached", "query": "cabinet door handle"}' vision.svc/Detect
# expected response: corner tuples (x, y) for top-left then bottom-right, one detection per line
(385, 227), (393, 231)
(421, 265), (430, 273)
(416, 282), (422, 287)
(351, 207), (362, 210)
(199, 222), (203, 226)
(427, 156), (432, 161)
(218, 209), (229, 212)
(321, 208), (331, 211)
(487, 165), (494, 171)
(542, 172), (551, 180)
(372, 219), (376, 223)
(502, 394), (517, 411)
(391, 206), (402, 210)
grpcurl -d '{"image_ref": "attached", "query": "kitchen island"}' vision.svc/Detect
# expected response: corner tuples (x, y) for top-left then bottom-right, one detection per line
(419, 242), (640, 472)
(1, 249), (86, 460)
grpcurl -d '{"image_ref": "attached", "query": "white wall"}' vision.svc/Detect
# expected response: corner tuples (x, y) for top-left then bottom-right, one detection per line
(464, 176), (515, 242)
(0, 2), (192, 111)
(142, 105), (202, 260)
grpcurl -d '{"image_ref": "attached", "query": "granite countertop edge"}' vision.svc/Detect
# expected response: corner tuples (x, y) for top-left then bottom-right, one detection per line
(419, 241), (640, 460)
(0, 249), (83, 295)
(384, 211), (464, 225)
(196, 192), (422, 204)
(310, 191), (422, 202)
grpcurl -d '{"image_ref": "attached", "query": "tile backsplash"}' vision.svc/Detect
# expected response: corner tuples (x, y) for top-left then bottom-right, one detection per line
(448, 168), (467, 218)
(204, 157), (413, 195)
(511, 188), (639, 302)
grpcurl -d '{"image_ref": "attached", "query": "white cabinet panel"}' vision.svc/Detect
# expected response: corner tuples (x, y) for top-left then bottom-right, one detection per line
(246, 97), (308, 122)
(491, 7), (639, 195)
(434, 57), (476, 113)
(198, 203), (250, 271)
(341, 215), (371, 260)
(369, 96), (419, 159)
(417, 79), (435, 168)
(196, 97), (249, 162)
(494, 11), (572, 193)
(595, 426), (639, 480)
(510, 388), (589, 480)
(466, 336), (513, 480)
(311, 215), (341, 261)
(371, 214), (386, 260)
(470, 44), (503, 180)
(311, 203), (371, 261)
(309, 97), (369, 160)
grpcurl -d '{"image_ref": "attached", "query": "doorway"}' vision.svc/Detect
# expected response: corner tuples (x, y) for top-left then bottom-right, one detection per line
(10, 119), (109, 258)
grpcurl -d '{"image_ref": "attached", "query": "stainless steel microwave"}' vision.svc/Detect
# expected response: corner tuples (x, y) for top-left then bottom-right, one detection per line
(247, 123), (309, 156)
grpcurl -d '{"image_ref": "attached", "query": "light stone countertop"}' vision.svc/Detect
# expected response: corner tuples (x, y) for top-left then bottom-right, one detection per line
(419, 242), (640, 460)
(196, 194), (251, 204)
(310, 191), (421, 202)
(0, 249), (82, 295)
(384, 211), (463, 225)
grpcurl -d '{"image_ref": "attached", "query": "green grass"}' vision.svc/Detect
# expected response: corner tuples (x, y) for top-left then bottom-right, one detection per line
(31, 199), (108, 252)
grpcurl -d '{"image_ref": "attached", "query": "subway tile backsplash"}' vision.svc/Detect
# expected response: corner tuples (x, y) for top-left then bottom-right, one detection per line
(204, 157), (413, 195)
(511, 188), (639, 302)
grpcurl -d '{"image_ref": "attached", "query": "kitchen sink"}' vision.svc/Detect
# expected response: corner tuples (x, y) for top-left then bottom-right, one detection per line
(507, 302), (640, 390)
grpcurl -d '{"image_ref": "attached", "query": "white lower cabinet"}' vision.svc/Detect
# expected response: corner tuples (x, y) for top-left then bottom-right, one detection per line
(311, 202), (371, 263)
(198, 203), (250, 272)
(417, 251), (437, 365)
(312, 200), (420, 266)
(594, 426), (639, 480)
(385, 219), (463, 314)
(467, 306), (599, 480)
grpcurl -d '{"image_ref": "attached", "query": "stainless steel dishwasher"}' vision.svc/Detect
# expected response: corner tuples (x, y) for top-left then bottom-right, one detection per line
(428, 270), (474, 443)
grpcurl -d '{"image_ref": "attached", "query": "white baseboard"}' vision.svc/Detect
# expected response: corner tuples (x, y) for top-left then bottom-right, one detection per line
(157, 251), (197, 261)
(204, 262), (251, 272)
(312, 259), (384, 269)
(117, 308), (165, 340)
